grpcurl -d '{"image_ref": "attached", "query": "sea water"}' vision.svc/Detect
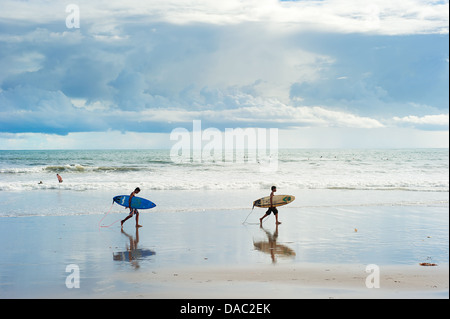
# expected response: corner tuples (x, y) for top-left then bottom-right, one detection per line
(0, 148), (448, 217)
(0, 149), (448, 297)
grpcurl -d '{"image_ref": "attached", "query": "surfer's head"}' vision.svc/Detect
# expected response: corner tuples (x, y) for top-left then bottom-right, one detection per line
(271, 186), (276, 192)
(134, 187), (141, 193)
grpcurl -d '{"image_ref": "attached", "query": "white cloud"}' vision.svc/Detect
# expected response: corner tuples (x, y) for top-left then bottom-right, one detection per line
(113, 95), (385, 129)
(393, 114), (449, 126)
(1, 0), (448, 35)
(71, 98), (112, 111)
(135, 0), (449, 35)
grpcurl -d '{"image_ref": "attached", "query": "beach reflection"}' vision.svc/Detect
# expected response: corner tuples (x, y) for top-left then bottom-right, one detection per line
(113, 228), (155, 269)
(253, 225), (296, 264)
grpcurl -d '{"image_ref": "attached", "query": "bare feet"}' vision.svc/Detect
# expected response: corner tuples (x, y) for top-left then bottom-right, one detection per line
(136, 224), (143, 228)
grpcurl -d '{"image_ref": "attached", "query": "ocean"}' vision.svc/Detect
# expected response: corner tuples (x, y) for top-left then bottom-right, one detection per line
(0, 148), (448, 297)
(0, 148), (448, 217)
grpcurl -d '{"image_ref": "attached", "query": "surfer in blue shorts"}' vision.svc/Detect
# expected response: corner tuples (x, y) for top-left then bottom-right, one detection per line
(121, 187), (142, 228)
(260, 186), (281, 225)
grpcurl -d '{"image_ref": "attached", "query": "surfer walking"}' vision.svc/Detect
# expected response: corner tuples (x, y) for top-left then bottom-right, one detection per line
(260, 186), (281, 225)
(121, 187), (142, 228)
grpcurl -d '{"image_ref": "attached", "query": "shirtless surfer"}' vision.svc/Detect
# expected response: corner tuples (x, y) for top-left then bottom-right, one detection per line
(121, 187), (142, 228)
(260, 186), (281, 225)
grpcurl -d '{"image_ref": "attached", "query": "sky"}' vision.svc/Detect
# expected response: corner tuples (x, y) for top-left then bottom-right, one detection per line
(0, 0), (448, 149)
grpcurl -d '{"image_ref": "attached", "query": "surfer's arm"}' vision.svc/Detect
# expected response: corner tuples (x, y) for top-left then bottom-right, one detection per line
(270, 193), (274, 207)
(128, 193), (134, 211)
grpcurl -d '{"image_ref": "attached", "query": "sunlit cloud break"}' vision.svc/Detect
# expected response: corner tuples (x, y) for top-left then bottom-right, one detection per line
(393, 114), (449, 126)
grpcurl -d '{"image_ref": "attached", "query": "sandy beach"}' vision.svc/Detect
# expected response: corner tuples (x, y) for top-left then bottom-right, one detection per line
(111, 263), (449, 299)
(1, 189), (448, 299)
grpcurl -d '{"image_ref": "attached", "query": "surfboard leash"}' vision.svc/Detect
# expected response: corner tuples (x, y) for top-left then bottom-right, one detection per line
(242, 204), (263, 225)
(242, 203), (272, 225)
(98, 201), (122, 229)
(241, 203), (254, 224)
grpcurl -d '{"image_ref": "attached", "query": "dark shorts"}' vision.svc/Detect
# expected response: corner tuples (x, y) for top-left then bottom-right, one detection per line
(266, 207), (278, 215)
(129, 208), (139, 216)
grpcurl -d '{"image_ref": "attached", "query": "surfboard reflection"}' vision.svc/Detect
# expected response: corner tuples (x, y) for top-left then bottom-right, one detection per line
(253, 225), (296, 264)
(113, 228), (155, 268)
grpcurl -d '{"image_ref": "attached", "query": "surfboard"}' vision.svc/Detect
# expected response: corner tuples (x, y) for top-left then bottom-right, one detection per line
(113, 249), (156, 261)
(253, 195), (295, 208)
(253, 241), (296, 257)
(113, 195), (156, 210)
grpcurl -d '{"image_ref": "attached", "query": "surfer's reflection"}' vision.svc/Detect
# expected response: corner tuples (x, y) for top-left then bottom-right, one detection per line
(253, 224), (296, 264)
(113, 228), (155, 269)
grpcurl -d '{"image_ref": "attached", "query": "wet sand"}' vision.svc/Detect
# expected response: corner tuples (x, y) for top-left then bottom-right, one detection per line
(0, 199), (448, 299)
(110, 263), (449, 299)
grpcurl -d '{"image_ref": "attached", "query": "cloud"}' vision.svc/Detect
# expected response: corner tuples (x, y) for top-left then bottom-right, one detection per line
(129, 100), (385, 129)
(1, 0), (448, 35)
(0, 0), (448, 149)
(393, 114), (449, 129)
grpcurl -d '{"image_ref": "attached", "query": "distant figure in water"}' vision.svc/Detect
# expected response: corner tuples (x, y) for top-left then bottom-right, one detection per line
(121, 187), (142, 228)
(56, 174), (63, 183)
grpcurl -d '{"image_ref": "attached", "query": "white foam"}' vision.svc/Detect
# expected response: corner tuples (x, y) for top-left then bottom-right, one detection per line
(1, 149), (448, 193)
